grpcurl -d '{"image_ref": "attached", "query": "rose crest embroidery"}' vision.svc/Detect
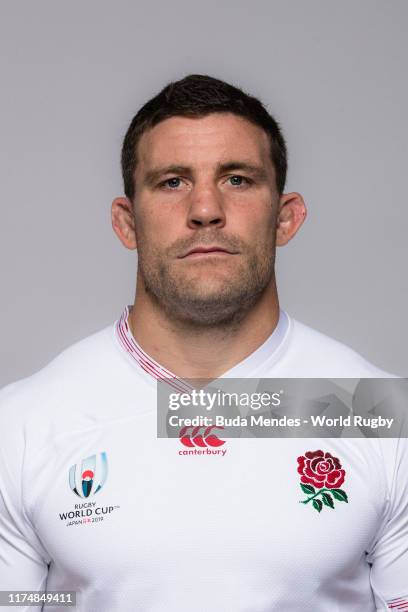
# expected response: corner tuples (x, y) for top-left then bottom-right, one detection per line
(297, 450), (349, 513)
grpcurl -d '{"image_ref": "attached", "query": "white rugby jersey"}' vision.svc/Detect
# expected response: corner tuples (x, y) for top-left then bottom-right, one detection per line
(0, 306), (407, 612)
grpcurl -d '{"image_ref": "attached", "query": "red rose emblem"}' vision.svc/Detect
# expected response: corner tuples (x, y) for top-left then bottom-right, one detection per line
(297, 449), (345, 489)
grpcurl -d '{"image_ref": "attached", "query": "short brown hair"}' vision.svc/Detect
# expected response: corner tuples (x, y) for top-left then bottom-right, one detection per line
(121, 74), (287, 200)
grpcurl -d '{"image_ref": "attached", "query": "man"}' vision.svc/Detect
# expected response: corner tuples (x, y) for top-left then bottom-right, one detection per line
(0, 74), (407, 611)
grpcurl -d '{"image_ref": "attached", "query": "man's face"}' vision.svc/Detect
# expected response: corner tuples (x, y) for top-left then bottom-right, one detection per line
(132, 112), (280, 326)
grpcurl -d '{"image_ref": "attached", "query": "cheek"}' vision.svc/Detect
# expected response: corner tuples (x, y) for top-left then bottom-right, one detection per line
(227, 191), (276, 224)
(135, 202), (183, 248)
(229, 205), (276, 247)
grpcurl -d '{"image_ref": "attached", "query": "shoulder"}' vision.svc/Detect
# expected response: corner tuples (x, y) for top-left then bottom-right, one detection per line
(281, 316), (394, 377)
(0, 323), (123, 431)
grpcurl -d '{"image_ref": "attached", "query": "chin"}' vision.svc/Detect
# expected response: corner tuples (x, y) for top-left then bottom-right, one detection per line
(181, 270), (238, 290)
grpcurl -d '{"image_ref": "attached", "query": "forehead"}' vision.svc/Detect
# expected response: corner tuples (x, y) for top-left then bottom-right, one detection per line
(136, 113), (272, 169)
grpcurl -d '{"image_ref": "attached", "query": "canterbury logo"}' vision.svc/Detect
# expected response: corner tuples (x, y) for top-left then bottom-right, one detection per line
(179, 425), (225, 448)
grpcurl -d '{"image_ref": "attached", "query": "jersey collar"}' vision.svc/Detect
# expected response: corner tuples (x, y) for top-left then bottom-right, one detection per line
(114, 305), (290, 385)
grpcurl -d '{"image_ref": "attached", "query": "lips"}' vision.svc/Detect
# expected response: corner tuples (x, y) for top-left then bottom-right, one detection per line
(180, 245), (236, 258)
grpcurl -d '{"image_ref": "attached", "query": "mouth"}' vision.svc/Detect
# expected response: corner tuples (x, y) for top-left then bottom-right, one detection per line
(179, 246), (237, 259)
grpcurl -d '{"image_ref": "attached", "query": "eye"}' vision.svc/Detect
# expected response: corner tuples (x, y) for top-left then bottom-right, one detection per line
(228, 175), (252, 187)
(160, 177), (182, 189)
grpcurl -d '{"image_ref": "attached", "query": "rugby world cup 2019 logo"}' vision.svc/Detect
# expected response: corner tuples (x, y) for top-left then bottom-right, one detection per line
(69, 452), (108, 498)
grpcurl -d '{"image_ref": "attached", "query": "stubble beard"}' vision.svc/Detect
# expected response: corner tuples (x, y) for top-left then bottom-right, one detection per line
(137, 240), (276, 328)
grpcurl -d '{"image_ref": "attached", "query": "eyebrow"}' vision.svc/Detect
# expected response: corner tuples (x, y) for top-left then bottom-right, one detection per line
(144, 165), (191, 186)
(143, 160), (269, 186)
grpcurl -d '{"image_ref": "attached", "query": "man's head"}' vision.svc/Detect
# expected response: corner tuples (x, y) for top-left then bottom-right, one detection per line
(112, 75), (306, 327)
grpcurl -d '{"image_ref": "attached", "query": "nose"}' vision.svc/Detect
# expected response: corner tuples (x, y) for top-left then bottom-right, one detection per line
(186, 183), (226, 229)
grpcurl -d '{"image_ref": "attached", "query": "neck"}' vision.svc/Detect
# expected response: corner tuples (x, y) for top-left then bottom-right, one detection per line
(127, 277), (280, 380)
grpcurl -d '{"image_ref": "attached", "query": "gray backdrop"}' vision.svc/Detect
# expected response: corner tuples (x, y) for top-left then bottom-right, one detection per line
(1, 0), (407, 386)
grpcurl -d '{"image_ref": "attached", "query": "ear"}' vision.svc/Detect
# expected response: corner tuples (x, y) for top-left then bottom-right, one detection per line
(111, 197), (137, 250)
(275, 192), (307, 246)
